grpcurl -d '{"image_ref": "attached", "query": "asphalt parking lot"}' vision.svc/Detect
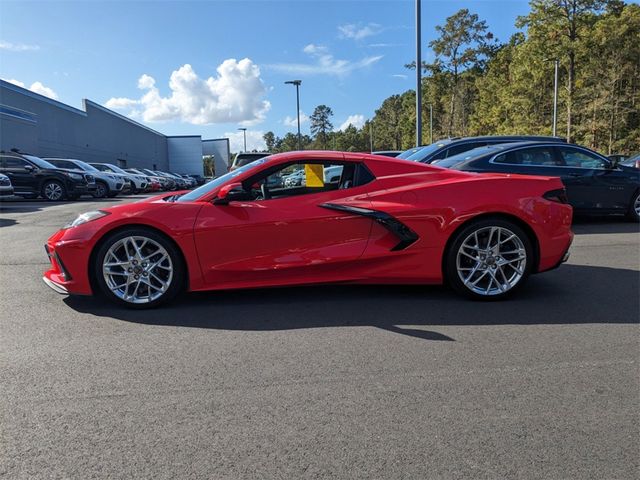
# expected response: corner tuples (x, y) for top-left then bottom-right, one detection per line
(1, 195), (638, 479)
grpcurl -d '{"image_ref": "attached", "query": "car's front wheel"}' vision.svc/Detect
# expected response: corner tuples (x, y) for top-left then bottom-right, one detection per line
(445, 218), (533, 300)
(41, 180), (66, 201)
(94, 228), (185, 308)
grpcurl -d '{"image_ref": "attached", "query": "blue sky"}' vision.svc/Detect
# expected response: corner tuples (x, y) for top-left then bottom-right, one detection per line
(1, 0), (533, 150)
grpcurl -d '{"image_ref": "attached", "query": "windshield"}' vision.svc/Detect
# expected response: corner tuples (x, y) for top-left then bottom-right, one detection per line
(178, 158), (268, 202)
(621, 154), (639, 166)
(73, 160), (100, 172)
(396, 147), (424, 159)
(24, 155), (57, 169)
(432, 145), (501, 169)
(405, 142), (451, 162)
(105, 164), (127, 174)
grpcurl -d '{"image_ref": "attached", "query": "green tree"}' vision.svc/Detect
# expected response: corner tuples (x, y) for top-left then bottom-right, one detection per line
(263, 131), (276, 152)
(517, 0), (612, 141)
(425, 9), (496, 135)
(310, 105), (334, 149)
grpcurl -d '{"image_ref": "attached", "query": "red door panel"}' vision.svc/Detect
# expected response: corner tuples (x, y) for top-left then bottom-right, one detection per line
(194, 188), (373, 287)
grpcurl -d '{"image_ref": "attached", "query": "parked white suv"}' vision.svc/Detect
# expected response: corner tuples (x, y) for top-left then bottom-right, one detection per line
(44, 158), (125, 198)
(90, 163), (148, 193)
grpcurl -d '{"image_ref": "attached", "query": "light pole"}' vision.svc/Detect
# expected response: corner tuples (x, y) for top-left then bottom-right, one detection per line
(429, 104), (433, 144)
(545, 58), (559, 137)
(552, 59), (559, 137)
(237, 127), (247, 152)
(285, 80), (302, 150)
(415, 0), (422, 147)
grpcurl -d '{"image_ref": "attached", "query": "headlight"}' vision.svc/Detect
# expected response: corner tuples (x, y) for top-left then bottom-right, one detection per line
(64, 210), (110, 229)
(65, 172), (83, 180)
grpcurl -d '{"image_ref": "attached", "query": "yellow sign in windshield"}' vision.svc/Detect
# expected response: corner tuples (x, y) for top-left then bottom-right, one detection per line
(305, 164), (324, 187)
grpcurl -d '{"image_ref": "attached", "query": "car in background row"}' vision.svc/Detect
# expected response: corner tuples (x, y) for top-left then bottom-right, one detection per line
(90, 163), (149, 193)
(229, 152), (271, 171)
(185, 174), (206, 186)
(432, 141), (640, 221)
(0, 173), (14, 197)
(0, 152), (95, 200)
(398, 135), (566, 163)
(45, 158), (126, 198)
(124, 169), (163, 192)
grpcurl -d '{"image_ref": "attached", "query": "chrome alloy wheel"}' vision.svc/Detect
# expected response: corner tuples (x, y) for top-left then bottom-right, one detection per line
(102, 236), (173, 304)
(634, 193), (640, 216)
(44, 182), (63, 201)
(456, 226), (527, 296)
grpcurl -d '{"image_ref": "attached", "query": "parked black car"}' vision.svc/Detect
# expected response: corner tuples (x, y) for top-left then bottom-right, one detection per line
(0, 152), (95, 200)
(398, 135), (567, 163)
(432, 141), (640, 221)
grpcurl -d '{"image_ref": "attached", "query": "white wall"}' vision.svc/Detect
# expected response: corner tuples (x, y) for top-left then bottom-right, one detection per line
(167, 136), (203, 175)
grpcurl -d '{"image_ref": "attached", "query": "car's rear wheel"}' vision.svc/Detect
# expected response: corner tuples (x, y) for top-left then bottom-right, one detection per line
(94, 228), (184, 308)
(41, 180), (66, 201)
(445, 218), (533, 300)
(627, 191), (640, 222)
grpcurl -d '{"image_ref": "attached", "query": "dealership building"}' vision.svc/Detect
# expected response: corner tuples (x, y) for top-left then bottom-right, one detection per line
(0, 79), (230, 175)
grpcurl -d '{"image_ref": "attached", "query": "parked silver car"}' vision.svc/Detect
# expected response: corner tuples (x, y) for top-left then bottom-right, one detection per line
(90, 163), (148, 193)
(44, 158), (125, 198)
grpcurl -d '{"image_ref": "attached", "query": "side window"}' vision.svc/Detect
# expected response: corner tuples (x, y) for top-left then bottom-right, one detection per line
(558, 147), (608, 169)
(494, 147), (556, 166)
(431, 148), (448, 161)
(446, 142), (483, 158)
(4, 157), (29, 169)
(247, 161), (365, 201)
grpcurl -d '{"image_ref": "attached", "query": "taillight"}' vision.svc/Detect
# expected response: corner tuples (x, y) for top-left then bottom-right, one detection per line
(543, 188), (569, 204)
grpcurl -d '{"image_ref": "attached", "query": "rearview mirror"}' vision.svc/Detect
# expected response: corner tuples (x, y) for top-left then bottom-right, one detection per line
(214, 182), (246, 205)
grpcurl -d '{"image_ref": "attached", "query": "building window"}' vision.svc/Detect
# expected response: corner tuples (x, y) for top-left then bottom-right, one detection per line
(117, 159), (127, 168)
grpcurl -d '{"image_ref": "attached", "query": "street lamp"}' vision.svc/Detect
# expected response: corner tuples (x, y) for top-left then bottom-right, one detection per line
(415, 0), (422, 147)
(285, 80), (302, 150)
(237, 127), (247, 152)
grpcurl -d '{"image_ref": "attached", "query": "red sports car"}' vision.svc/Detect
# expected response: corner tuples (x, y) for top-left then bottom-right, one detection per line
(43, 151), (573, 308)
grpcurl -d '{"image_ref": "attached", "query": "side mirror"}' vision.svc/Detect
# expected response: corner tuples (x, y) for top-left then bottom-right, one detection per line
(24, 164), (35, 172)
(214, 182), (246, 205)
(608, 158), (619, 169)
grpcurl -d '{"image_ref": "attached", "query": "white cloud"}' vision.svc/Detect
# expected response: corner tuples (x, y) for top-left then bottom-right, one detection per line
(4, 78), (58, 99)
(338, 23), (382, 40)
(105, 59), (271, 125)
(338, 114), (366, 131)
(392, 74), (408, 79)
(283, 111), (309, 127)
(268, 44), (382, 77)
(0, 41), (40, 52)
(224, 130), (267, 152)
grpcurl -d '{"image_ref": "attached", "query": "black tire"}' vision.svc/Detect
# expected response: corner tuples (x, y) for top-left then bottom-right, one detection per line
(93, 181), (108, 199)
(444, 217), (534, 301)
(41, 179), (67, 201)
(627, 191), (639, 222)
(93, 228), (185, 309)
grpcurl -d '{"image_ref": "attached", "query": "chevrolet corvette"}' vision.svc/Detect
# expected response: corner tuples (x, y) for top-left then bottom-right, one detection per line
(43, 151), (574, 308)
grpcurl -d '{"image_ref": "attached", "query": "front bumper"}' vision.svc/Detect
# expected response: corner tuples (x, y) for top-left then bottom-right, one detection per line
(43, 233), (93, 295)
